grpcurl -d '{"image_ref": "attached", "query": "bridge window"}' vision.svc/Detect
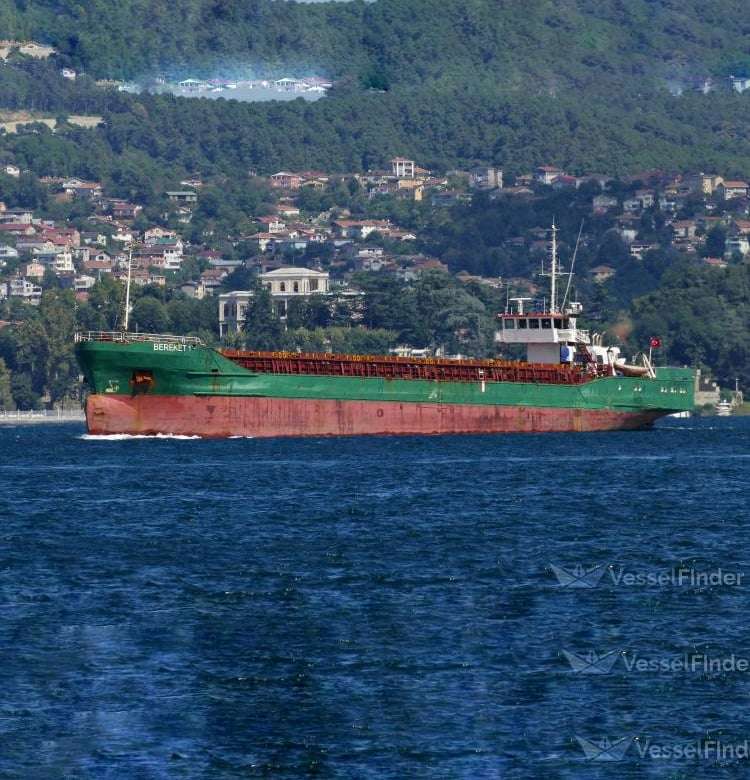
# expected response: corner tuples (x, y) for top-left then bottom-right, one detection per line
(293, 282), (299, 292)
(541, 318), (552, 329)
(505, 319), (516, 329)
(529, 318), (540, 329)
(280, 282), (286, 292)
(517, 318), (527, 329)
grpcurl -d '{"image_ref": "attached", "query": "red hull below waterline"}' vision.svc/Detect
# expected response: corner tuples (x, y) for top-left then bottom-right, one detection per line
(85, 394), (662, 438)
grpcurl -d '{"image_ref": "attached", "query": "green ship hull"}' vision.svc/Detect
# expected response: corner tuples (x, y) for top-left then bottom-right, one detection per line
(75, 334), (695, 437)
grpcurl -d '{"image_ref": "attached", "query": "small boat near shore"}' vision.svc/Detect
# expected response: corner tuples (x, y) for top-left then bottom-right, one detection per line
(716, 400), (733, 417)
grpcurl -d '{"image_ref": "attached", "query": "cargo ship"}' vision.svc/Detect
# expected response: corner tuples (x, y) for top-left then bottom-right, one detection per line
(75, 330), (693, 437)
(74, 228), (694, 437)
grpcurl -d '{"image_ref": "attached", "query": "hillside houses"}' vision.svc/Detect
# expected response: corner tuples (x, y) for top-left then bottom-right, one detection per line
(63, 179), (103, 200)
(0, 277), (42, 304)
(333, 219), (391, 240)
(110, 201), (142, 220)
(4, 151), (750, 317)
(719, 180), (749, 200)
(593, 194), (618, 214)
(269, 171), (331, 191)
(535, 165), (564, 185)
(270, 171), (303, 190)
(468, 167), (503, 190)
(0, 245), (19, 263)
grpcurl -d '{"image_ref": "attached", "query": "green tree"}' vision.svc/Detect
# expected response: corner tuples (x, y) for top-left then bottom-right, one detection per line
(10, 372), (39, 410)
(703, 226), (726, 258)
(131, 296), (170, 332)
(242, 281), (283, 350)
(13, 318), (50, 397)
(0, 358), (15, 410)
(87, 276), (125, 330)
(40, 289), (79, 404)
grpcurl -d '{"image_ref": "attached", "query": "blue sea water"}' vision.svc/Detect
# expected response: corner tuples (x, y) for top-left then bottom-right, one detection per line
(1, 417), (748, 779)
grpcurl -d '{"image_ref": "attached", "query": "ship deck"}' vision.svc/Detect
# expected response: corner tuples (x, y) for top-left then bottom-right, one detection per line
(220, 349), (610, 385)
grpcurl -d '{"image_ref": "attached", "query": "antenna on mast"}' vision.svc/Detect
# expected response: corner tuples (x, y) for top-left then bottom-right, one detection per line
(562, 220), (584, 311)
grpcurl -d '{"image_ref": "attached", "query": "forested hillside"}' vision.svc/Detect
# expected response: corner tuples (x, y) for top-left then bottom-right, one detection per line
(6, 0), (750, 86)
(3, 1), (750, 175)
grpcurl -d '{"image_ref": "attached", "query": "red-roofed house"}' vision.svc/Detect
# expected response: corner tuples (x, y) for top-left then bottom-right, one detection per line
(63, 179), (103, 199)
(719, 181), (749, 200)
(671, 220), (697, 240)
(731, 219), (750, 236)
(270, 172), (303, 190)
(83, 260), (113, 278)
(0, 223), (35, 236)
(333, 219), (391, 239)
(110, 201), (142, 220)
(535, 165), (564, 185)
(590, 265), (616, 283)
(257, 216), (286, 233)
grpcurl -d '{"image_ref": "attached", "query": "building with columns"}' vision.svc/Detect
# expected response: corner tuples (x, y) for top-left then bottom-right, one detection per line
(219, 267), (330, 335)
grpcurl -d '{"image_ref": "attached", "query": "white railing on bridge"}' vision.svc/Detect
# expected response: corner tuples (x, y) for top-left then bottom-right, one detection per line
(74, 331), (203, 346)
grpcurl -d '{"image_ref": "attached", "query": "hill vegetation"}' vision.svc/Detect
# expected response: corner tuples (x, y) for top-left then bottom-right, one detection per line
(3, 1), (750, 177)
(7, 0), (750, 87)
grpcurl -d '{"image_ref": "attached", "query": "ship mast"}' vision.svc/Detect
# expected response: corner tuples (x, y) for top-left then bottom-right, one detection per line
(123, 247), (132, 331)
(550, 220), (558, 313)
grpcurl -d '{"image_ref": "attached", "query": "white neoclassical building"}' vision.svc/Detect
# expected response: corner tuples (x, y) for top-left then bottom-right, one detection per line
(261, 267), (329, 297)
(219, 267), (330, 335)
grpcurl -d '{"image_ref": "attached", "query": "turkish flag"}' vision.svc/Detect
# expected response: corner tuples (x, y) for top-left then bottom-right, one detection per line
(650, 337), (662, 349)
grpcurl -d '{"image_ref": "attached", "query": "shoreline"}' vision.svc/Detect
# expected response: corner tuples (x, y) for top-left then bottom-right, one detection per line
(0, 411), (85, 425)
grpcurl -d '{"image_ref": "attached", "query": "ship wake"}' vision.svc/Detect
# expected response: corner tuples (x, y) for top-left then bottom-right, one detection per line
(79, 433), (203, 441)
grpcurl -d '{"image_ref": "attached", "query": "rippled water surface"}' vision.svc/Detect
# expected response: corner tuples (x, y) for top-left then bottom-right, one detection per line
(1, 418), (748, 778)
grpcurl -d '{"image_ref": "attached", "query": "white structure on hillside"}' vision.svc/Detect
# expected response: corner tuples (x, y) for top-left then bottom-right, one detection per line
(469, 167), (503, 189)
(261, 267), (329, 297)
(1, 278), (42, 305)
(219, 267), (330, 335)
(731, 76), (750, 94)
(391, 157), (415, 179)
(0, 245), (19, 263)
(35, 249), (74, 273)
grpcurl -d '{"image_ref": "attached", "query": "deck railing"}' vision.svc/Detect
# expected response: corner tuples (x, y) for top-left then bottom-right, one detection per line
(74, 331), (204, 346)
